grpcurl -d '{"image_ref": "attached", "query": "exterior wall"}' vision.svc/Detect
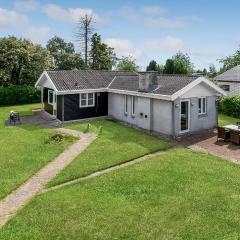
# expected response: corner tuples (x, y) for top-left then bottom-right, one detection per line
(108, 93), (173, 134)
(43, 87), (53, 115)
(57, 95), (63, 121)
(217, 81), (240, 95)
(152, 99), (173, 135)
(63, 92), (108, 121)
(173, 96), (217, 136)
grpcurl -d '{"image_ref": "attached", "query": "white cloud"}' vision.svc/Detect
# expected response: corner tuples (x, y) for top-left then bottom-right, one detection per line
(0, 8), (28, 28)
(120, 6), (140, 21)
(144, 17), (185, 28)
(25, 26), (50, 44)
(14, 0), (39, 11)
(141, 6), (167, 15)
(44, 4), (108, 24)
(143, 36), (185, 52)
(104, 38), (144, 60)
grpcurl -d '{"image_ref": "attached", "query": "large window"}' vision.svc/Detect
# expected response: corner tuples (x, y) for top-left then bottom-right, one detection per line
(80, 93), (95, 108)
(48, 90), (54, 105)
(131, 96), (135, 116)
(124, 95), (128, 114)
(198, 97), (207, 115)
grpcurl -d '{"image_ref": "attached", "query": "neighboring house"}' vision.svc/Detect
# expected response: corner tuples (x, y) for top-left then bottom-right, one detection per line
(214, 65), (240, 95)
(35, 70), (225, 136)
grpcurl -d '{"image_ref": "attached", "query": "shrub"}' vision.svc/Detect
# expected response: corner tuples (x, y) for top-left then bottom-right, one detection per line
(0, 86), (40, 106)
(219, 95), (240, 118)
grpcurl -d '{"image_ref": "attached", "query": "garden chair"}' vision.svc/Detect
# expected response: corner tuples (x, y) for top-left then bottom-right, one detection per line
(8, 111), (21, 125)
(217, 127), (230, 141)
(230, 131), (240, 145)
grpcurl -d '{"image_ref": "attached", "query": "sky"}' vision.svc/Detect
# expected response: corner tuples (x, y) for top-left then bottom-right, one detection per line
(0, 0), (240, 70)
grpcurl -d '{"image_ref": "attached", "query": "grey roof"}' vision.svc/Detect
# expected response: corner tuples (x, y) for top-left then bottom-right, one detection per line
(109, 74), (198, 95)
(46, 70), (136, 91)
(214, 65), (240, 82)
(44, 70), (198, 96)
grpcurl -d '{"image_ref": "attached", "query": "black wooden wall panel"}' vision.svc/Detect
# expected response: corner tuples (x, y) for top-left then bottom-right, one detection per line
(57, 95), (62, 121)
(63, 92), (108, 121)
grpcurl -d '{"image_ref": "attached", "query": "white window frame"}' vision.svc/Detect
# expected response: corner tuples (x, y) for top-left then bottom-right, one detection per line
(131, 96), (135, 117)
(48, 90), (54, 106)
(124, 95), (128, 115)
(198, 97), (207, 115)
(80, 93), (95, 108)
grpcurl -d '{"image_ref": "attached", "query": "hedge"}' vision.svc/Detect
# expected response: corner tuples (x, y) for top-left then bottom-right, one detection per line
(0, 86), (41, 106)
(219, 95), (240, 118)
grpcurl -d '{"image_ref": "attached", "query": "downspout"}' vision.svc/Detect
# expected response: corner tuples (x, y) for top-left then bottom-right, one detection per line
(172, 101), (175, 137)
(41, 87), (44, 110)
(62, 95), (65, 122)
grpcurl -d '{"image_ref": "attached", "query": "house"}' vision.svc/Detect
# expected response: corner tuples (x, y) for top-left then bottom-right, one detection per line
(214, 65), (240, 95)
(35, 70), (225, 136)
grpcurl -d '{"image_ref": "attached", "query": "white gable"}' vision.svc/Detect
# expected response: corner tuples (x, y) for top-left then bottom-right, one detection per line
(35, 71), (57, 91)
(180, 82), (218, 98)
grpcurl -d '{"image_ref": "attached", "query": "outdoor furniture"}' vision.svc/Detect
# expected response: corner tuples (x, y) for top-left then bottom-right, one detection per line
(8, 111), (21, 125)
(230, 131), (240, 145)
(217, 127), (230, 141)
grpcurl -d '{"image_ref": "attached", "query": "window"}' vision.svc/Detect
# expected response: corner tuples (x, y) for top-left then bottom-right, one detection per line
(131, 96), (135, 116)
(220, 84), (230, 92)
(124, 95), (128, 114)
(198, 97), (207, 115)
(48, 90), (54, 105)
(80, 93), (95, 108)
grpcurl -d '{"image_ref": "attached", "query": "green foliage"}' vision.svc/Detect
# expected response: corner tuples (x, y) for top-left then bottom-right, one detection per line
(0, 36), (52, 86)
(146, 60), (158, 71)
(164, 52), (193, 74)
(218, 113), (240, 127)
(209, 64), (217, 77)
(219, 95), (240, 118)
(116, 56), (140, 72)
(219, 47), (240, 72)
(47, 36), (86, 70)
(89, 33), (115, 70)
(0, 86), (40, 106)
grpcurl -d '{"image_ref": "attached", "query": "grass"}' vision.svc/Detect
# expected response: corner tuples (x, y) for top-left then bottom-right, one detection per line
(0, 104), (76, 199)
(48, 120), (171, 187)
(2, 148), (240, 239)
(218, 113), (240, 127)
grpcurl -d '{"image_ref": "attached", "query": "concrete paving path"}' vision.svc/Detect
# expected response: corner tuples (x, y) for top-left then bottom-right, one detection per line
(42, 150), (167, 194)
(0, 128), (96, 228)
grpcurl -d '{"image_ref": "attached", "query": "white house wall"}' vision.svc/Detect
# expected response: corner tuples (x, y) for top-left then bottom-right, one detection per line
(181, 82), (217, 98)
(108, 93), (173, 134)
(152, 99), (173, 135)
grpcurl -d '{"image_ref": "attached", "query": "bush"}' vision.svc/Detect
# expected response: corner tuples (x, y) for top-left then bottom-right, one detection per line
(219, 95), (240, 118)
(0, 85), (40, 106)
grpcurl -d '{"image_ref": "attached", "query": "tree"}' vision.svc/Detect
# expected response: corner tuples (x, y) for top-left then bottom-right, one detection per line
(172, 52), (193, 74)
(164, 59), (175, 74)
(209, 64), (217, 77)
(203, 68), (208, 76)
(157, 64), (165, 74)
(46, 36), (85, 70)
(146, 60), (158, 71)
(219, 47), (240, 72)
(75, 14), (94, 65)
(0, 36), (51, 86)
(89, 33), (116, 70)
(116, 56), (140, 72)
(163, 52), (193, 74)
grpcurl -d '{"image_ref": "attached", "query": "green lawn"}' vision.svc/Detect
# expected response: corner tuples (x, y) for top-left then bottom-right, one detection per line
(2, 148), (240, 239)
(0, 104), (76, 199)
(218, 113), (240, 127)
(48, 120), (171, 187)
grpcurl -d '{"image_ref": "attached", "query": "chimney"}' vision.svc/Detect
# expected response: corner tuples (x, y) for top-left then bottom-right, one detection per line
(139, 71), (158, 92)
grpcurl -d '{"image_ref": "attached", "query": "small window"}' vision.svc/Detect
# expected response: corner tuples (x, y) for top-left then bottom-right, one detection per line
(131, 96), (135, 116)
(124, 95), (128, 114)
(220, 84), (230, 92)
(198, 97), (207, 115)
(48, 90), (54, 105)
(80, 93), (95, 108)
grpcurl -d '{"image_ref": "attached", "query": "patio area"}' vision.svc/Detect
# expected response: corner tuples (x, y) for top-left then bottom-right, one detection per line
(180, 129), (240, 163)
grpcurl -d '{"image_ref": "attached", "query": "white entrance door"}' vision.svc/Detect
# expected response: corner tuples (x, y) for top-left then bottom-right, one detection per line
(180, 100), (190, 133)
